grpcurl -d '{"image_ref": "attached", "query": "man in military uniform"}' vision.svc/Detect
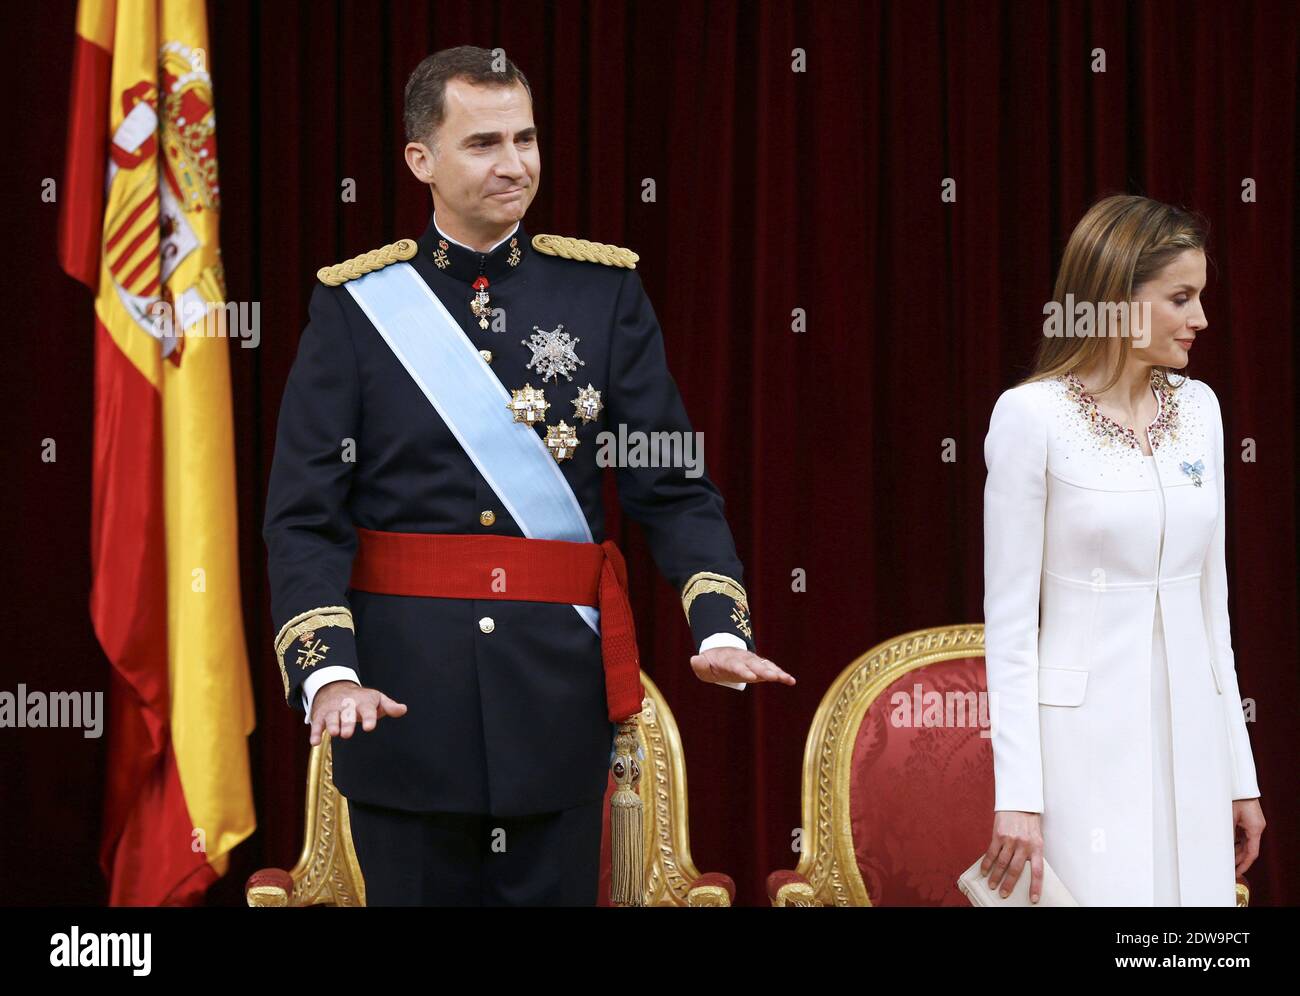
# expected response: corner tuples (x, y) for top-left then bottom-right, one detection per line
(263, 45), (793, 906)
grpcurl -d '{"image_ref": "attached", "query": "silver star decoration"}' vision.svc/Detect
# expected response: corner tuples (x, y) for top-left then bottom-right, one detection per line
(522, 323), (585, 383)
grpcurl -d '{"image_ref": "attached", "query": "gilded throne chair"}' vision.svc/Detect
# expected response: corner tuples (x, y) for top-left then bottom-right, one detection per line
(765, 624), (1251, 907)
(246, 670), (734, 907)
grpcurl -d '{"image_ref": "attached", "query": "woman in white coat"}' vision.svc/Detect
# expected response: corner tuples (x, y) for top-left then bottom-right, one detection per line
(978, 194), (1265, 906)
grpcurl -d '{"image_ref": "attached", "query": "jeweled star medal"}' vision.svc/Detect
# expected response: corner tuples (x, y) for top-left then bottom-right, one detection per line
(507, 383), (550, 426)
(545, 420), (580, 462)
(522, 323), (585, 383)
(572, 383), (603, 424)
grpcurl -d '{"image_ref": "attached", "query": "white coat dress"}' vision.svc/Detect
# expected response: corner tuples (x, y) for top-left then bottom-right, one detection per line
(982, 369), (1261, 906)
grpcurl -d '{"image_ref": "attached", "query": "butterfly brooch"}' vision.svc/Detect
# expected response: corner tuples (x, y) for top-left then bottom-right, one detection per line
(1180, 458), (1205, 488)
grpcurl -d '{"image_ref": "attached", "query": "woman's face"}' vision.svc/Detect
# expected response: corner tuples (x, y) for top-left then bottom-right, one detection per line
(1131, 248), (1208, 370)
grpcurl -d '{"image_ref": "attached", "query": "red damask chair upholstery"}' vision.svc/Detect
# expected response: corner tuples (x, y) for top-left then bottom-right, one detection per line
(765, 625), (1251, 907)
(246, 670), (734, 907)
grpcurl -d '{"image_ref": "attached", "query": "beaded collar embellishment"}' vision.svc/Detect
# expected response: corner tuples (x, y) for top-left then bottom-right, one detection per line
(1060, 369), (1181, 451)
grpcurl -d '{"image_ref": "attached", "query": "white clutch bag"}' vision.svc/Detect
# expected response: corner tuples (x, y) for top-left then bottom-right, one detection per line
(956, 855), (1079, 907)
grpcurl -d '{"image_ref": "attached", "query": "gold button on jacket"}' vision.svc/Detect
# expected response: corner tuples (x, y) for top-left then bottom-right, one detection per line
(479, 510), (496, 527)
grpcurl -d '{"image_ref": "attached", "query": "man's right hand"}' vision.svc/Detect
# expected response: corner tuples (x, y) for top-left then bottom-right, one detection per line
(309, 680), (408, 747)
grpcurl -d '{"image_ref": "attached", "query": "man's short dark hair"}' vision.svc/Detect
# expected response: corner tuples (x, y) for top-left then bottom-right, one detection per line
(403, 46), (533, 149)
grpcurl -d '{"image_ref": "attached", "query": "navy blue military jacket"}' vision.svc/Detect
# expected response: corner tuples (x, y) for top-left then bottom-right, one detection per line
(263, 210), (754, 816)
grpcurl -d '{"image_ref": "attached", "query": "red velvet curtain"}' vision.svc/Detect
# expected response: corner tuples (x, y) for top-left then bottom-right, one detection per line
(5, 0), (1296, 906)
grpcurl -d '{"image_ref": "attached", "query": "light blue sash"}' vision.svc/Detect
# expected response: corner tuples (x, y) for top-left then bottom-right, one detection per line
(344, 262), (600, 635)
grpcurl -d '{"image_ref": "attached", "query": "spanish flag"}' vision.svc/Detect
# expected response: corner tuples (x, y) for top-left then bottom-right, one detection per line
(58, 0), (255, 905)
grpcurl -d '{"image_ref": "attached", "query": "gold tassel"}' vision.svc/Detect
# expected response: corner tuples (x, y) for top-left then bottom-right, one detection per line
(609, 718), (645, 906)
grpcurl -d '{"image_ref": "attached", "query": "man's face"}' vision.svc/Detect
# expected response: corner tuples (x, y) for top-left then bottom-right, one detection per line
(409, 78), (540, 233)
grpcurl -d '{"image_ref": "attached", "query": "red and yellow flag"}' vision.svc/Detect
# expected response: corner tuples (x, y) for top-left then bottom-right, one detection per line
(58, 0), (255, 905)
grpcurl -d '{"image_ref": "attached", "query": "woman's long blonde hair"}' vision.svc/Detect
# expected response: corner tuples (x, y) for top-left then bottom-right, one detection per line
(1022, 194), (1209, 393)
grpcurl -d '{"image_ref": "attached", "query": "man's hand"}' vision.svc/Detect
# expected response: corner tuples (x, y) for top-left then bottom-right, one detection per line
(309, 679), (408, 747)
(689, 646), (795, 686)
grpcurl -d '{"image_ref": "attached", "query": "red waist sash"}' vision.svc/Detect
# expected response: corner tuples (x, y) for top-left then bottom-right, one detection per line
(350, 528), (643, 722)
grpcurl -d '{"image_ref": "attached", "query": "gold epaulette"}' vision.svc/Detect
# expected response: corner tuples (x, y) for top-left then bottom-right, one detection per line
(531, 233), (639, 269)
(317, 239), (418, 286)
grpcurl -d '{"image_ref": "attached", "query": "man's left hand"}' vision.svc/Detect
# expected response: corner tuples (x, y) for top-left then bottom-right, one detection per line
(690, 646), (795, 686)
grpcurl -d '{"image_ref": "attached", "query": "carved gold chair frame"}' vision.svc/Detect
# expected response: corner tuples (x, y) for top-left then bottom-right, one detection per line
(769, 623), (1250, 908)
(246, 670), (732, 907)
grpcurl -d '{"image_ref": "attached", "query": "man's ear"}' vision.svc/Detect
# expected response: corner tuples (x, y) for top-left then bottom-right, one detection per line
(404, 141), (436, 185)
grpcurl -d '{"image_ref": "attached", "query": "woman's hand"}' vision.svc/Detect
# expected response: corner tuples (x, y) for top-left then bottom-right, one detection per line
(1232, 799), (1265, 876)
(982, 810), (1045, 902)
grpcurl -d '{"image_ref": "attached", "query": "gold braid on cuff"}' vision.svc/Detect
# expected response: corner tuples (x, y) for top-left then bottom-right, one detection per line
(680, 572), (752, 641)
(273, 606), (355, 701)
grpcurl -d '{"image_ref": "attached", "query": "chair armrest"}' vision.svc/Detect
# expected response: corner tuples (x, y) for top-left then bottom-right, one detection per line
(685, 872), (735, 906)
(767, 869), (818, 907)
(246, 868), (295, 907)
